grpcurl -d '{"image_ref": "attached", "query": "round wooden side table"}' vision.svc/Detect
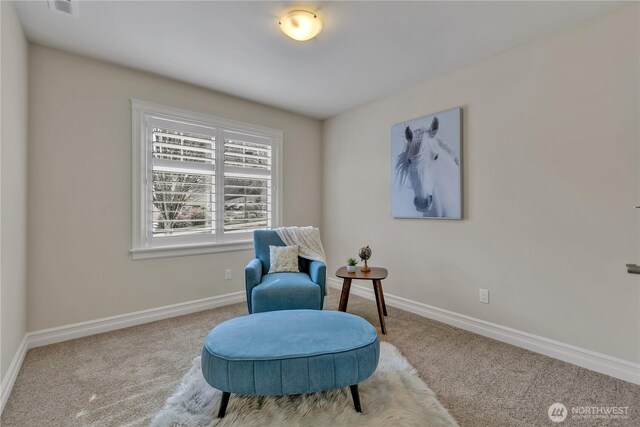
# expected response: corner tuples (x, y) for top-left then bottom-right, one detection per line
(335, 266), (389, 334)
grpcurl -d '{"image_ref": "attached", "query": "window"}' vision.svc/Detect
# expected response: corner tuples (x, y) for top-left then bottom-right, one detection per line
(131, 100), (282, 259)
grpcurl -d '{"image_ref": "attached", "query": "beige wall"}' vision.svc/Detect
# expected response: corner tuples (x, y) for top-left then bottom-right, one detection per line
(1, 1), (29, 380)
(323, 5), (639, 363)
(27, 45), (322, 331)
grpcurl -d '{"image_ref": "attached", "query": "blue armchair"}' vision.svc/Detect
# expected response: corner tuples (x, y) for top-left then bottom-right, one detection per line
(245, 230), (326, 314)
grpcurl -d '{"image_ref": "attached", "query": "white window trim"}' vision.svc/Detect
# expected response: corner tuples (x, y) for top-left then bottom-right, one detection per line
(130, 99), (283, 260)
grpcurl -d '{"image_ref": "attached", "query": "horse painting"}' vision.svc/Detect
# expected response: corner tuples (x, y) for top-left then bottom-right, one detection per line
(391, 108), (461, 219)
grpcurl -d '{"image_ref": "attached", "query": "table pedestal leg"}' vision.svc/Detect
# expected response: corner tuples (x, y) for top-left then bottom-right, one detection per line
(373, 279), (387, 334)
(338, 278), (352, 312)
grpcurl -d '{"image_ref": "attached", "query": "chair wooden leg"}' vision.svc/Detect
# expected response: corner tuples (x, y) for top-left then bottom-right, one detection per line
(218, 392), (230, 418)
(338, 278), (352, 312)
(373, 280), (387, 334)
(350, 384), (362, 413)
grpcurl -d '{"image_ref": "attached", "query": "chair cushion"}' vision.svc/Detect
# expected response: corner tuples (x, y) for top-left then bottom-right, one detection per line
(201, 310), (380, 396)
(251, 273), (321, 313)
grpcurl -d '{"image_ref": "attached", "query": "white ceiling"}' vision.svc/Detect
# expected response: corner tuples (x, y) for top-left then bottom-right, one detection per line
(15, 1), (623, 119)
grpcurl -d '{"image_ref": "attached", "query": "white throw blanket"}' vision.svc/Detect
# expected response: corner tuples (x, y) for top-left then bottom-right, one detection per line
(275, 226), (326, 264)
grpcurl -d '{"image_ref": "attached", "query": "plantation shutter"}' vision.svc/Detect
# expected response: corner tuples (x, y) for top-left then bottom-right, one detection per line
(150, 119), (216, 238)
(222, 130), (273, 234)
(132, 100), (282, 258)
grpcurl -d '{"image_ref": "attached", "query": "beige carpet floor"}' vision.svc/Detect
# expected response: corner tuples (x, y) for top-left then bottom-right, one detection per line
(2, 289), (639, 426)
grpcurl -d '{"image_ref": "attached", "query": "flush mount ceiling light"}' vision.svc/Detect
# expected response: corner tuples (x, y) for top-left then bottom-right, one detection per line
(279, 10), (323, 41)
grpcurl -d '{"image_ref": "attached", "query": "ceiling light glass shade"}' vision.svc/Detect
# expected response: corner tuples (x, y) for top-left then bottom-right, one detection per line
(279, 10), (322, 41)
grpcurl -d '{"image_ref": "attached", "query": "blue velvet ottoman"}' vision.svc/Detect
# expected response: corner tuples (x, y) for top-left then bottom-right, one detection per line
(201, 309), (380, 418)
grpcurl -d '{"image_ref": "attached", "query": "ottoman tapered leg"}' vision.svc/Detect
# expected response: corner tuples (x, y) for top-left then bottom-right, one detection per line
(218, 392), (231, 418)
(350, 384), (362, 413)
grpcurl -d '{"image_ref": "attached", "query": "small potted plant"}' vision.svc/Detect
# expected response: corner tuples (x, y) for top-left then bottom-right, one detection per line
(346, 257), (358, 273)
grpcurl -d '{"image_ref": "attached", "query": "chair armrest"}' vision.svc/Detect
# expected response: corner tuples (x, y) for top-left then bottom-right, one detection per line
(245, 258), (263, 313)
(309, 260), (326, 296)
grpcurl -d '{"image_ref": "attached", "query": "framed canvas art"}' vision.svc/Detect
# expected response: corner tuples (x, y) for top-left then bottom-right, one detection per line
(391, 107), (462, 219)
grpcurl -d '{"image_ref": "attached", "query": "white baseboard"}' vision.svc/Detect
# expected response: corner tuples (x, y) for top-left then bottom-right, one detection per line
(27, 291), (246, 349)
(0, 290), (246, 414)
(1, 336), (28, 413)
(328, 278), (640, 385)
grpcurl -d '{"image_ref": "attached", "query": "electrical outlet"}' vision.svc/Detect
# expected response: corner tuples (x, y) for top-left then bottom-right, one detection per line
(225, 269), (232, 280)
(479, 289), (489, 304)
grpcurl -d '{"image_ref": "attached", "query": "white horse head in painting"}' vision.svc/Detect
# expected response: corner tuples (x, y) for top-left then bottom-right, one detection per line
(395, 117), (461, 218)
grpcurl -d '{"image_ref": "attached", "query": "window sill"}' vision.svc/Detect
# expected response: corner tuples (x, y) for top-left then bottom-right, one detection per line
(131, 240), (253, 260)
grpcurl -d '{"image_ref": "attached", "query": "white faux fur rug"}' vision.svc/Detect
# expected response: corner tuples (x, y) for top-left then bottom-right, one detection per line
(151, 342), (458, 426)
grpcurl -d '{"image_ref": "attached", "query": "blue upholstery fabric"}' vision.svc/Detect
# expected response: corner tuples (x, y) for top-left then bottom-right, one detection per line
(252, 273), (321, 313)
(253, 230), (287, 274)
(245, 258), (262, 286)
(245, 230), (325, 313)
(201, 310), (380, 396)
